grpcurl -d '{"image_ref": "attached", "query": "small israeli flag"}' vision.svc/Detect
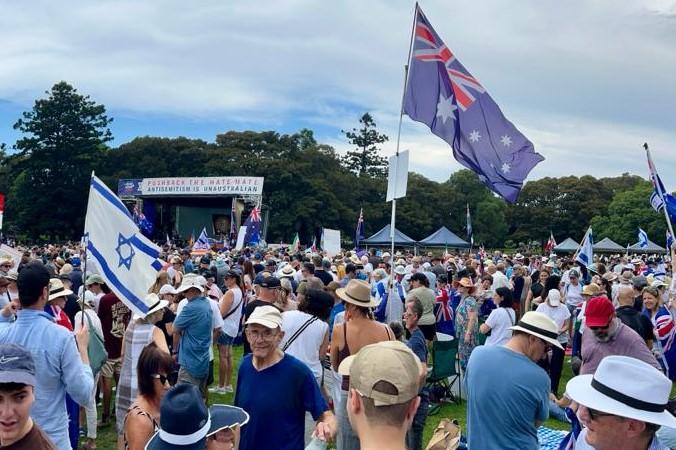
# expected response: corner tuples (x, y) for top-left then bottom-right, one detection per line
(638, 228), (649, 249)
(192, 227), (210, 252)
(84, 175), (163, 316)
(574, 227), (594, 267)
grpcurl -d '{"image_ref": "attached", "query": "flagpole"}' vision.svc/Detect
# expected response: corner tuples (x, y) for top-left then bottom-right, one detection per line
(81, 171), (94, 329)
(645, 143), (675, 239)
(389, 4), (418, 306)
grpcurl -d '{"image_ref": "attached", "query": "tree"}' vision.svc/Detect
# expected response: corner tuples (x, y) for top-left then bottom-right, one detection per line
(341, 113), (388, 178)
(10, 81), (113, 239)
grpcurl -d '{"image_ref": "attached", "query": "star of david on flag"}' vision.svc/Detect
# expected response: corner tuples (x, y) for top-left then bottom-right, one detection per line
(638, 228), (649, 249)
(403, 5), (544, 203)
(574, 227), (594, 268)
(85, 175), (163, 316)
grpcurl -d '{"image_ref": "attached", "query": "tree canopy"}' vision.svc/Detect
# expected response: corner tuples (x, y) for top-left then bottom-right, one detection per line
(0, 82), (670, 248)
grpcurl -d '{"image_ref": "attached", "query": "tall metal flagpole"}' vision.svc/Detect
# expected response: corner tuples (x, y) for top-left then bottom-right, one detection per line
(645, 143), (675, 238)
(81, 171), (94, 328)
(387, 4), (418, 319)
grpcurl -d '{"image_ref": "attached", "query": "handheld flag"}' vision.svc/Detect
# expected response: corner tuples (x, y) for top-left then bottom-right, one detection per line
(354, 208), (365, 250)
(574, 227), (594, 267)
(544, 231), (556, 254)
(466, 204), (473, 246)
(243, 206), (261, 245)
(403, 5), (544, 203)
(638, 228), (649, 249)
(667, 230), (674, 251)
(192, 227), (210, 252)
(292, 232), (300, 253)
(647, 147), (676, 224)
(311, 236), (318, 253)
(84, 175), (163, 317)
(0, 193), (4, 230)
(165, 233), (171, 247)
(188, 229), (195, 247)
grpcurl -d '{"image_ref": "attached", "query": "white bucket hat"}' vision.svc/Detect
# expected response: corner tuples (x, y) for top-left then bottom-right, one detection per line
(176, 275), (205, 294)
(509, 311), (563, 349)
(567, 355), (676, 428)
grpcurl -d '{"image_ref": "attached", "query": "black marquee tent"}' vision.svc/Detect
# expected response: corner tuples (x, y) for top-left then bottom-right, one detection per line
(362, 224), (417, 247)
(553, 238), (579, 253)
(418, 226), (470, 248)
(593, 237), (625, 253)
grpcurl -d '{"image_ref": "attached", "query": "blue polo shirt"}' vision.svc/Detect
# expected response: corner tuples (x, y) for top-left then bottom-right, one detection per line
(174, 296), (212, 378)
(235, 353), (328, 450)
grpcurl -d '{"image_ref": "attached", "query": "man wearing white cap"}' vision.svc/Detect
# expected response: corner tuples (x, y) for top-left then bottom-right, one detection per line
(466, 311), (562, 449)
(234, 305), (335, 450)
(567, 355), (676, 449)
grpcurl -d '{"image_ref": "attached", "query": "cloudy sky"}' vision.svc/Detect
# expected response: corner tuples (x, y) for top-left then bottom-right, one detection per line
(1, 0), (676, 187)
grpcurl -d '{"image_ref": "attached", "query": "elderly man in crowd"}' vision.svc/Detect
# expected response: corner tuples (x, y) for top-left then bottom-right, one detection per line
(567, 355), (676, 450)
(580, 296), (661, 375)
(235, 305), (335, 450)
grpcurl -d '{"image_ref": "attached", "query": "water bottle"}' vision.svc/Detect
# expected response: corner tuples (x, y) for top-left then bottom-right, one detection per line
(304, 437), (328, 450)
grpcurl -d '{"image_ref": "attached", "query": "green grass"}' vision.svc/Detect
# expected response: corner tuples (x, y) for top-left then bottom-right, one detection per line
(94, 346), (576, 449)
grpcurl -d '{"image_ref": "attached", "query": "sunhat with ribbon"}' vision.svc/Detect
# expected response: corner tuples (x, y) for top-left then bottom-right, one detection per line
(452, 277), (476, 294)
(48, 278), (73, 302)
(336, 279), (378, 307)
(566, 355), (676, 428)
(509, 311), (563, 349)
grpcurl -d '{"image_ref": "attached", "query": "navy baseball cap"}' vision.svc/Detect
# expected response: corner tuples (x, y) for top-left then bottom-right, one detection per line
(0, 344), (36, 386)
(259, 276), (281, 289)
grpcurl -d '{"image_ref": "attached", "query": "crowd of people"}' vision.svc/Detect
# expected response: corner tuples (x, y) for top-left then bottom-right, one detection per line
(1, 242), (676, 449)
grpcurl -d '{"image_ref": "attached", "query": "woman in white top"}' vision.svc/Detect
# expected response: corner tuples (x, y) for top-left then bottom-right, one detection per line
(215, 271), (244, 394)
(74, 291), (105, 449)
(480, 287), (516, 346)
(536, 289), (571, 395)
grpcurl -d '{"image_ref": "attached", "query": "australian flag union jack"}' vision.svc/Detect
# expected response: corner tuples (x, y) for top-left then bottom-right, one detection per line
(403, 6), (544, 203)
(243, 206), (261, 245)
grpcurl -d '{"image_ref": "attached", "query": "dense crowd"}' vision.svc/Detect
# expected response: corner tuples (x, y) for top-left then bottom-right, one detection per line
(1, 243), (676, 450)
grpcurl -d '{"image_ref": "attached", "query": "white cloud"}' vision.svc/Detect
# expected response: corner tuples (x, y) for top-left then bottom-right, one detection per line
(1, 0), (675, 187)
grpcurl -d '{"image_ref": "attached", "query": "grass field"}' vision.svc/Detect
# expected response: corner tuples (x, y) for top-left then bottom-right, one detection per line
(92, 344), (575, 449)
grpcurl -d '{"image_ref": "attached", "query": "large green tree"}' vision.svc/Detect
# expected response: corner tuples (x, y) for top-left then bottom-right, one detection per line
(9, 81), (113, 239)
(341, 113), (389, 178)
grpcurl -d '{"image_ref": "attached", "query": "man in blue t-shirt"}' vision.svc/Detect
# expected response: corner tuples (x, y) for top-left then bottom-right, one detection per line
(173, 275), (213, 397)
(235, 305), (336, 450)
(465, 311), (560, 450)
(404, 298), (428, 450)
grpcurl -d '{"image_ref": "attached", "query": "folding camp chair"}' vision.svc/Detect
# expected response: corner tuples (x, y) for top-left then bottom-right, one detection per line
(426, 338), (461, 414)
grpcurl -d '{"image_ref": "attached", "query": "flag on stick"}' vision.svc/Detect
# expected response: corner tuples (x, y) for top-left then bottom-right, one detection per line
(667, 230), (674, 252)
(192, 227), (210, 252)
(638, 228), (649, 249)
(354, 208), (365, 250)
(0, 193), (4, 231)
(466, 204), (473, 246)
(84, 175), (163, 317)
(311, 236), (318, 253)
(574, 227), (594, 267)
(403, 5), (544, 203)
(243, 207), (261, 245)
(544, 231), (556, 254)
(292, 233), (300, 253)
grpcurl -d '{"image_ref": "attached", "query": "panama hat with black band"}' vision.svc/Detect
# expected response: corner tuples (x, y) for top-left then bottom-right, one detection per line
(509, 311), (563, 350)
(336, 279), (379, 308)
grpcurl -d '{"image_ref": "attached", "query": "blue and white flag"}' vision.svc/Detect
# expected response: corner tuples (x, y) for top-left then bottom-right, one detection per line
(403, 6), (544, 203)
(574, 227), (594, 267)
(647, 149), (676, 222)
(667, 230), (674, 251)
(84, 175), (163, 317)
(466, 204), (473, 246)
(638, 228), (649, 249)
(192, 227), (210, 252)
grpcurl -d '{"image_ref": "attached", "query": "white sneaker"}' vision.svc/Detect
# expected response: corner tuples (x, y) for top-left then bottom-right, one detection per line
(209, 386), (226, 394)
(224, 385), (234, 393)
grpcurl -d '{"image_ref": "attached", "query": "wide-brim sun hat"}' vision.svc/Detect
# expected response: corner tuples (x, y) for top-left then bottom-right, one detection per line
(206, 404), (250, 437)
(176, 277), (205, 294)
(336, 279), (378, 307)
(566, 355), (676, 428)
(48, 278), (73, 302)
(452, 277), (476, 293)
(509, 311), (563, 349)
(141, 294), (169, 319)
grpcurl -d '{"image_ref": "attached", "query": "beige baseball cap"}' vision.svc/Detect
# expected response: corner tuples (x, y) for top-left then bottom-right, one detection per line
(338, 340), (423, 406)
(245, 305), (282, 329)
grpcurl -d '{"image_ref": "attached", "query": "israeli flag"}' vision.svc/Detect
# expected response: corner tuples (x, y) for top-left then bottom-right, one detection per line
(192, 227), (210, 252)
(574, 227), (594, 267)
(638, 228), (649, 249)
(84, 176), (163, 316)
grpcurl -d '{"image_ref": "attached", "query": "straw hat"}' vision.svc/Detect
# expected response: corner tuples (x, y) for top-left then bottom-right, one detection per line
(452, 277), (476, 294)
(48, 278), (73, 302)
(582, 283), (601, 296)
(336, 279), (378, 308)
(509, 311), (563, 349)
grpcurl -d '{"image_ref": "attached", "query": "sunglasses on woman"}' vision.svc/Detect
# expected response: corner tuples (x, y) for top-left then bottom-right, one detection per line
(152, 372), (178, 386)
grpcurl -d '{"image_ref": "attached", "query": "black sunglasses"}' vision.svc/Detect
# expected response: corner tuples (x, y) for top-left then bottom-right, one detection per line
(587, 406), (614, 421)
(153, 372), (178, 386)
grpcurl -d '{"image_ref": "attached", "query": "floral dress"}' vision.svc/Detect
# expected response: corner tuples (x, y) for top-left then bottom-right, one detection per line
(455, 295), (479, 372)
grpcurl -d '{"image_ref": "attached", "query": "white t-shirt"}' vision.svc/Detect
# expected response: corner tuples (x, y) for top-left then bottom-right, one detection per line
(220, 287), (243, 338)
(564, 282), (584, 307)
(484, 307), (515, 346)
(535, 303), (571, 343)
(279, 310), (328, 379)
(491, 271), (509, 291)
(177, 297), (223, 361)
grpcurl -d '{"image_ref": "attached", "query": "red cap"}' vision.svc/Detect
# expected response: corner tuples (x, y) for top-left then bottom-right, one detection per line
(585, 296), (614, 327)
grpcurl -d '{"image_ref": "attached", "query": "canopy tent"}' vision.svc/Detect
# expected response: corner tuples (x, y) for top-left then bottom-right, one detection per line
(553, 237), (579, 253)
(593, 237), (625, 253)
(628, 239), (667, 254)
(362, 224), (417, 247)
(418, 226), (470, 248)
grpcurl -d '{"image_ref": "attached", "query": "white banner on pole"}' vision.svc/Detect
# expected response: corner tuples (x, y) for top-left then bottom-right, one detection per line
(386, 150), (409, 202)
(235, 226), (247, 250)
(323, 229), (341, 257)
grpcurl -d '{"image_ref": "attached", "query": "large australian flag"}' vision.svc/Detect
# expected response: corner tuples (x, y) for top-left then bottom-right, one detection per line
(403, 6), (544, 203)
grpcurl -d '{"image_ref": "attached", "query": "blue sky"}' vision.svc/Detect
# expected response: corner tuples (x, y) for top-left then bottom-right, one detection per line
(1, 0), (676, 187)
